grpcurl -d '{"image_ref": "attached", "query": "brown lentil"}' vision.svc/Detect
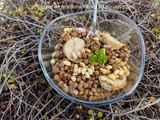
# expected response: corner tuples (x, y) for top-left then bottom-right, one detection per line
(87, 81), (93, 88)
(81, 52), (86, 59)
(67, 74), (71, 79)
(83, 59), (88, 64)
(81, 76), (86, 80)
(112, 64), (117, 71)
(76, 77), (81, 82)
(120, 53), (125, 58)
(94, 80), (99, 84)
(81, 32), (86, 37)
(55, 61), (60, 66)
(91, 46), (97, 52)
(93, 83), (98, 88)
(64, 66), (69, 70)
(91, 76), (95, 80)
(64, 73), (68, 77)
(89, 96), (93, 101)
(89, 91), (93, 96)
(80, 80), (84, 84)
(53, 66), (59, 73)
(91, 88), (96, 93)
(111, 56), (116, 59)
(78, 83), (83, 90)
(100, 63), (105, 68)
(84, 89), (89, 95)
(109, 59), (115, 64)
(59, 72), (63, 77)
(82, 95), (87, 99)
(63, 87), (69, 93)
(95, 40), (100, 45)
(96, 88), (101, 93)
(94, 92), (99, 96)
(83, 83), (89, 88)
(94, 70), (99, 76)
(60, 67), (65, 72)
(75, 59), (83, 63)
(54, 74), (60, 81)
(64, 79), (69, 83)
(79, 90), (84, 95)
(87, 53), (91, 58)
(67, 69), (71, 73)
(58, 81), (63, 86)
(115, 49), (120, 54)
(69, 81), (74, 85)
(73, 83), (78, 88)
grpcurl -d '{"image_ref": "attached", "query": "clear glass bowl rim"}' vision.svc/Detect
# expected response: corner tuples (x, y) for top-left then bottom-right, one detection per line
(38, 9), (145, 106)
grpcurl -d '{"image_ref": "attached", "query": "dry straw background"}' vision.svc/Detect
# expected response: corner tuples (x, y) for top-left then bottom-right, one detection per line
(0, 0), (160, 120)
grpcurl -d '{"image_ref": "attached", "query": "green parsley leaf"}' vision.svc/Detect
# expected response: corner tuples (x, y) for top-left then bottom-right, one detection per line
(89, 49), (108, 64)
(89, 53), (97, 63)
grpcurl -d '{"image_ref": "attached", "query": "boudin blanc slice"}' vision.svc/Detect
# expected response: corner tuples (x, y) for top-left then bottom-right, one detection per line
(99, 75), (126, 91)
(102, 33), (124, 49)
(112, 76), (126, 90)
(63, 37), (85, 61)
(99, 80), (113, 91)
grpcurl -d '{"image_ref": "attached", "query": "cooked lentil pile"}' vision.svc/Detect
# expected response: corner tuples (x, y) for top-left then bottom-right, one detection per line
(50, 27), (130, 101)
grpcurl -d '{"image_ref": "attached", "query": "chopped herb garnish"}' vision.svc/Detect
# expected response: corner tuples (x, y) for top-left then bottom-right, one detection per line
(89, 49), (108, 64)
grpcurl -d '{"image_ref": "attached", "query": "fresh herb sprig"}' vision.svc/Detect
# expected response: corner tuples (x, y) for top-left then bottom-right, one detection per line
(89, 49), (108, 64)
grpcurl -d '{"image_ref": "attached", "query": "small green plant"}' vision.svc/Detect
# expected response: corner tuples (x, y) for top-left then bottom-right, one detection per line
(88, 109), (94, 115)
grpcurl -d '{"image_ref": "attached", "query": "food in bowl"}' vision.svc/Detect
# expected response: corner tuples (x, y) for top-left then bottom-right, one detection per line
(50, 27), (130, 101)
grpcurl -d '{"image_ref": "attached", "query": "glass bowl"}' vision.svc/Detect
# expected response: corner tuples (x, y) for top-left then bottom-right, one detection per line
(38, 9), (145, 106)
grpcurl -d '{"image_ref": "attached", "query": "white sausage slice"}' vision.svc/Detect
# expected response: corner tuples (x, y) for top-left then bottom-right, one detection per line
(99, 75), (126, 91)
(63, 37), (85, 61)
(102, 33), (124, 49)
